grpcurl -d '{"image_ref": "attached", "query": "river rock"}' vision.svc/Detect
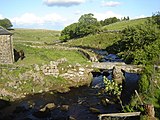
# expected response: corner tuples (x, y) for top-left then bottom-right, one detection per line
(69, 116), (76, 120)
(40, 103), (56, 112)
(89, 107), (101, 114)
(60, 105), (69, 111)
(112, 66), (125, 84)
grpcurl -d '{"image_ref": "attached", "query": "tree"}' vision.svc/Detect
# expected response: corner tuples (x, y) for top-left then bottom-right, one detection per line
(100, 17), (120, 26)
(152, 11), (160, 27)
(0, 18), (13, 29)
(60, 13), (101, 41)
(77, 13), (101, 37)
(60, 23), (78, 41)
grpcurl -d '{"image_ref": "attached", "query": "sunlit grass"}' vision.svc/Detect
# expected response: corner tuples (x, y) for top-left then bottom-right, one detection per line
(103, 18), (148, 31)
(66, 33), (121, 49)
(14, 44), (89, 66)
(12, 28), (60, 44)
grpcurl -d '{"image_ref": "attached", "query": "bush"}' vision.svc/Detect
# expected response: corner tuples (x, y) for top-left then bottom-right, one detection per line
(138, 74), (150, 93)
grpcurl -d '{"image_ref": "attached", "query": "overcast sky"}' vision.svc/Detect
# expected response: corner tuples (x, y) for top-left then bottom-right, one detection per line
(0, 0), (160, 30)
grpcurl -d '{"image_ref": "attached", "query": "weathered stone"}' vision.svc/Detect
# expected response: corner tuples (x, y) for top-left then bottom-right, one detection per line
(69, 116), (76, 120)
(79, 67), (85, 71)
(40, 103), (56, 112)
(34, 64), (40, 71)
(92, 62), (143, 73)
(60, 105), (69, 111)
(112, 66), (125, 84)
(89, 107), (101, 114)
(0, 28), (14, 64)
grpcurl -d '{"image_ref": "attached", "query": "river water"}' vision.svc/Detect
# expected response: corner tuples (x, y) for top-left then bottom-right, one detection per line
(0, 51), (140, 120)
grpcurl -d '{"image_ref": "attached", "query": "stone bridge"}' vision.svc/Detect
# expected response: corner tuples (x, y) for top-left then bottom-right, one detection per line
(92, 62), (143, 84)
(92, 62), (143, 73)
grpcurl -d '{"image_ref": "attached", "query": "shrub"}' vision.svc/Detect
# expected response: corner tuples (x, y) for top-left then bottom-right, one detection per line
(138, 74), (150, 93)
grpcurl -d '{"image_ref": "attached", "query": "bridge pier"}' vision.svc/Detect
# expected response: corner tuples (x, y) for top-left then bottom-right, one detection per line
(112, 66), (125, 84)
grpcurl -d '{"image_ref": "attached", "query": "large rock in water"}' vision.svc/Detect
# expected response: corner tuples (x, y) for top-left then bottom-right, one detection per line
(112, 66), (125, 84)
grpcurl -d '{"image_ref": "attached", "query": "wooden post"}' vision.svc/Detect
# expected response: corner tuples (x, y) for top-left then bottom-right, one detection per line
(135, 90), (143, 105)
(144, 104), (155, 118)
(98, 112), (141, 120)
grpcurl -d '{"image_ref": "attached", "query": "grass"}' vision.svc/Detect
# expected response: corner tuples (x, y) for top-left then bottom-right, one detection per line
(103, 18), (148, 31)
(12, 28), (60, 44)
(14, 44), (89, 67)
(66, 33), (121, 49)
(0, 28), (92, 100)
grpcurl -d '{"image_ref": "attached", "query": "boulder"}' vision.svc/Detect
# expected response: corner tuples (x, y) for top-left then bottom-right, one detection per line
(112, 66), (125, 84)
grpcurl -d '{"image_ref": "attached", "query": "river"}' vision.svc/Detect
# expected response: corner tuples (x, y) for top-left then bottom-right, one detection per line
(0, 51), (140, 120)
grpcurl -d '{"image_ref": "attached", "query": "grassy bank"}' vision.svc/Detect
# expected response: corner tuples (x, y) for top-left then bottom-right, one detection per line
(103, 18), (147, 31)
(0, 28), (92, 101)
(65, 33), (121, 49)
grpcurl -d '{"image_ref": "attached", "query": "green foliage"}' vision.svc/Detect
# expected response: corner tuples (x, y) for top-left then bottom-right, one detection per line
(123, 94), (144, 113)
(138, 74), (150, 93)
(133, 40), (160, 65)
(121, 20), (158, 52)
(60, 23), (78, 40)
(100, 17), (120, 26)
(103, 76), (122, 97)
(152, 11), (160, 26)
(0, 18), (13, 29)
(106, 18), (160, 64)
(60, 13), (101, 41)
(66, 33), (121, 49)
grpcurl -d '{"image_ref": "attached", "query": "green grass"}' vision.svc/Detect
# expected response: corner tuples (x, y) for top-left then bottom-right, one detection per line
(12, 28), (60, 44)
(14, 44), (88, 67)
(103, 18), (148, 31)
(66, 33), (121, 49)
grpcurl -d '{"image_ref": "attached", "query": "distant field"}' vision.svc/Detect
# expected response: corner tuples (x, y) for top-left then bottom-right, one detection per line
(12, 28), (60, 44)
(103, 18), (148, 31)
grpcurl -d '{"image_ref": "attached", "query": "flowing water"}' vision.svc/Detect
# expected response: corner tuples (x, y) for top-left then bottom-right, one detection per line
(0, 50), (140, 120)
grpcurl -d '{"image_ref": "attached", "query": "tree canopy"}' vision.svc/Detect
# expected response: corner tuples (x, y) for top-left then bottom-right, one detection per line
(0, 18), (13, 29)
(60, 13), (101, 41)
(100, 17), (120, 26)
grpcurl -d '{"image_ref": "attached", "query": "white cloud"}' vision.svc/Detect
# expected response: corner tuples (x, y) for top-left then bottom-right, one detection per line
(74, 10), (82, 15)
(11, 13), (65, 26)
(101, 1), (121, 7)
(0, 14), (4, 19)
(11, 13), (69, 30)
(132, 15), (146, 19)
(43, 0), (85, 7)
(94, 11), (123, 20)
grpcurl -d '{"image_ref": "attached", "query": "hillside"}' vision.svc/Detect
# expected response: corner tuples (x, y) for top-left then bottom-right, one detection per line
(0, 28), (92, 100)
(12, 28), (60, 45)
(103, 17), (148, 31)
(65, 17), (149, 50)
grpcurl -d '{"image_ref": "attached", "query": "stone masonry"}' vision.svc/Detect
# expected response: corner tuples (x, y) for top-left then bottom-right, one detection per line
(0, 27), (14, 64)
